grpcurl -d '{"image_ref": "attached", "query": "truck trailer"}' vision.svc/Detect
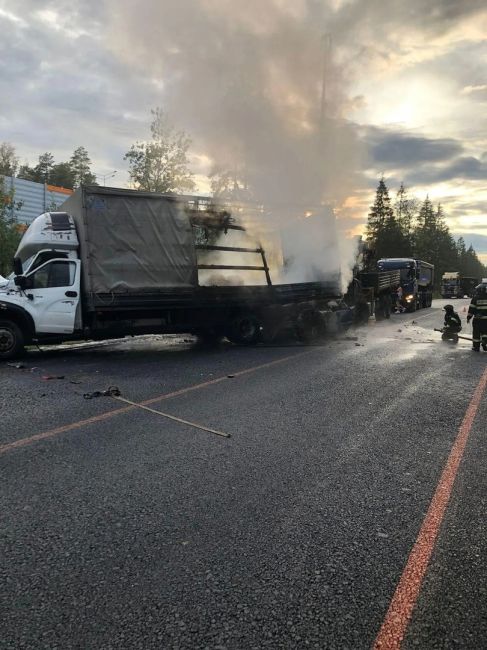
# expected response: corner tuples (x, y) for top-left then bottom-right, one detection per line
(346, 269), (400, 321)
(0, 186), (346, 359)
(441, 272), (478, 299)
(377, 258), (434, 312)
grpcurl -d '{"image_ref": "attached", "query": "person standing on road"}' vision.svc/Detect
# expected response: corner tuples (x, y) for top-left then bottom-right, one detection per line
(467, 282), (487, 351)
(395, 286), (405, 314)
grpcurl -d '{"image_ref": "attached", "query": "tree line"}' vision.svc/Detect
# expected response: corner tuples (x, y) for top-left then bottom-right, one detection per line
(2, 113), (486, 283)
(366, 178), (486, 286)
(0, 142), (98, 275)
(0, 142), (97, 189)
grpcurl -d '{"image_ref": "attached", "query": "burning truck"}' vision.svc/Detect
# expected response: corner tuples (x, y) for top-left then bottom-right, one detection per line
(0, 186), (359, 359)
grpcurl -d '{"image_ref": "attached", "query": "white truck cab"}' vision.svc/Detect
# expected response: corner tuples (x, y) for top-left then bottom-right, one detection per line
(0, 212), (81, 358)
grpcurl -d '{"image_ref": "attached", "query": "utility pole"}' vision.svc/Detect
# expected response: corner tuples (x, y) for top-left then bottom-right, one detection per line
(320, 33), (332, 128)
(95, 171), (117, 186)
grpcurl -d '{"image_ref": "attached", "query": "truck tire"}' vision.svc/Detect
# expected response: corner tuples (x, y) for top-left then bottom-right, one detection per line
(376, 295), (392, 320)
(406, 298), (417, 313)
(0, 320), (25, 360)
(296, 309), (324, 343)
(227, 315), (261, 345)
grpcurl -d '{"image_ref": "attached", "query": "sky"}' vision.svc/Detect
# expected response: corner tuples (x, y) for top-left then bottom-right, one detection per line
(1, 0), (486, 263)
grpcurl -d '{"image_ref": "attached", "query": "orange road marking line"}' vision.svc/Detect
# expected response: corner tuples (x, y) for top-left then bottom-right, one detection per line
(373, 366), (487, 650)
(0, 350), (312, 456)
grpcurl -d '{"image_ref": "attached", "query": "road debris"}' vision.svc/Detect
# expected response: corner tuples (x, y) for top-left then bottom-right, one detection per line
(7, 362), (26, 369)
(42, 375), (65, 381)
(83, 386), (230, 438)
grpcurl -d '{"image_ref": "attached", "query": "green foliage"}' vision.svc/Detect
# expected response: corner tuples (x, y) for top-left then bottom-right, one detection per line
(124, 108), (195, 193)
(208, 165), (252, 203)
(456, 237), (486, 279)
(366, 178), (411, 259)
(366, 178), (487, 286)
(0, 177), (23, 276)
(50, 162), (76, 189)
(0, 143), (19, 176)
(70, 146), (97, 187)
(17, 147), (97, 189)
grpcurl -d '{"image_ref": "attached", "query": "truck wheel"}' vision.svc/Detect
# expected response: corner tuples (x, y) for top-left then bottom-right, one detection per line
(227, 315), (261, 345)
(296, 309), (324, 343)
(0, 320), (25, 360)
(406, 299), (416, 313)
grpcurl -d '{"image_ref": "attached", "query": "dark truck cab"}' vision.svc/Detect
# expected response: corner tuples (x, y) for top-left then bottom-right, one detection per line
(377, 258), (434, 312)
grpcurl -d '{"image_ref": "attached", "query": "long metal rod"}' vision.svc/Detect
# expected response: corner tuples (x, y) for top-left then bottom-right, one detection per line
(196, 245), (263, 254)
(190, 220), (246, 232)
(197, 264), (268, 272)
(434, 328), (472, 342)
(111, 395), (231, 438)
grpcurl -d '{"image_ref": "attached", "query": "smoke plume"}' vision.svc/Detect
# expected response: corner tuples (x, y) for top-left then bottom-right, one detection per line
(106, 0), (365, 287)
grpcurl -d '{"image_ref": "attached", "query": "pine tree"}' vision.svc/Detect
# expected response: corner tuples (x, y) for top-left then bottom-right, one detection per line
(366, 178), (410, 260)
(366, 177), (393, 243)
(49, 162), (75, 189)
(394, 183), (416, 253)
(34, 152), (55, 183)
(70, 146), (96, 187)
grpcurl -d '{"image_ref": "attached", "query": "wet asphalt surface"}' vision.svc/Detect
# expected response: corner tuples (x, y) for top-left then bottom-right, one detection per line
(0, 299), (486, 649)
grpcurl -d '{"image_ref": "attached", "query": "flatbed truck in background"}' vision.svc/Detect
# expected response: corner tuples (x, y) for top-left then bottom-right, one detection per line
(441, 272), (478, 298)
(377, 258), (434, 312)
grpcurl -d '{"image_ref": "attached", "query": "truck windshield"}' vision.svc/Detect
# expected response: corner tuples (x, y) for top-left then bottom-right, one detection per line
(400, 269), (415, 283)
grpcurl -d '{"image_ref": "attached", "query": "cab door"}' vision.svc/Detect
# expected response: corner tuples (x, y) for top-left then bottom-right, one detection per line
(24, 259), (80, 334)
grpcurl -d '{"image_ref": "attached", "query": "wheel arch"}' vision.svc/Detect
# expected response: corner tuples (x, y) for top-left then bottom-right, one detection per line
(0, 302), (35, 342)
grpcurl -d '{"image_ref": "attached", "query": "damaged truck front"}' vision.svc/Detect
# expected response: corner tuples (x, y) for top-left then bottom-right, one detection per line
(0, 186), (344, 359)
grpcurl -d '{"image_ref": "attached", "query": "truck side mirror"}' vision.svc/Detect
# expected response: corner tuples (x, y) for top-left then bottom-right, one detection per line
(14, 275), (27, 290)
(13, 257), (23, 276)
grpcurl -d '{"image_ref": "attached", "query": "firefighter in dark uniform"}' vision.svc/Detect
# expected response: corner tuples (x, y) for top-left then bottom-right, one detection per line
(442, 304), (462, 341)
(467, 282), (487, 351)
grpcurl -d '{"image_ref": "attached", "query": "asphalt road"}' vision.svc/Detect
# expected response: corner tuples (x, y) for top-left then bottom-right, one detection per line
(1, 299), (486, 649)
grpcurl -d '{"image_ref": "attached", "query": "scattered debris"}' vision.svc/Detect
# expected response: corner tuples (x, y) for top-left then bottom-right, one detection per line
(397, 329), (402, 333)
(227, 374), (235, 378)
(42, 375), (65, 381)
(69, 380), (82, 385)
(411, 320), (417, 324)
(84, 387), (120, 399)
(354, 343), (362, 347)
(7, 362), (26, 369)
(343, 336), (359, 341)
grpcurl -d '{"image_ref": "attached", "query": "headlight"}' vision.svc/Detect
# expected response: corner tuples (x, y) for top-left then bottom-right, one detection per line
(405, 294), (414, 301)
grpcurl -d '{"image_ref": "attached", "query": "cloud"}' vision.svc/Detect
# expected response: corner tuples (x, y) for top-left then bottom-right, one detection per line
(406, 155), (487, 185)
(365, 126), (463, 166)
(454, 233), (487, 253)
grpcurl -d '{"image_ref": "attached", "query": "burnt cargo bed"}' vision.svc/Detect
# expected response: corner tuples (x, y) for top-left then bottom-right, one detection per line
(84, 281), (341, 312)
